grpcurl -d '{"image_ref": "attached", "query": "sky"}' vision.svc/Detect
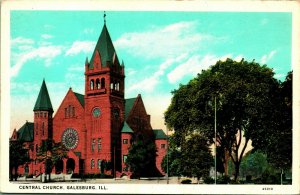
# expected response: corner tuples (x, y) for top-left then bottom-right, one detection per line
(10, 11), (292, 131)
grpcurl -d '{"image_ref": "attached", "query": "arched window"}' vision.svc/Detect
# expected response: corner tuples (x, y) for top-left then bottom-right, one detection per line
(96, 79), (100, 89)
(116, 82), (120, 91)
(97, 159), (101, 169)
(110, 82), (114, 90)
(114, 82), (117, 91)
(98, 138), (101, 151)
(91, 159), (95, 169)
(72, 106), (75, 117)
(91, 139), (95, 152)
(101, 78), (105, 89)
(68, 105), (71, 118)
(90, 79), (94, 90)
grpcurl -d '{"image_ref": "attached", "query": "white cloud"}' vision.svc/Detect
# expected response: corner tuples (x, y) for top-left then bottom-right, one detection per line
(11, 82), (40, 94)
(167, 53), (244, 84)
(167, 54), (217, 83)
(11, 37), (34, 46)
(11, 45), (63, 77)
(274, 73), (285, 79)
(114, 21), (214, 59)
(65, 41), (95, 56)
(128, 54), (187, 93)
(234, 55), (244, 62)
(260, 50), (277, 64)
(126, 68), (137, 76)
(41, 34), (53, 39)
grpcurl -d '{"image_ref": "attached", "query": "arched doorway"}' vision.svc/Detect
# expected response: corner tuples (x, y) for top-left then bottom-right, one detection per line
(55, 159), (64, 174)
(66, 158), (75, 174)
(24, 165), (29, 176)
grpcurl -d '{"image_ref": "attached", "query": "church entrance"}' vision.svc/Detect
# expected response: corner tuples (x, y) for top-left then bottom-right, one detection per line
(24, 165), (29, 176)
(55, 159), (63, 174)
(66, 158), (75, 174)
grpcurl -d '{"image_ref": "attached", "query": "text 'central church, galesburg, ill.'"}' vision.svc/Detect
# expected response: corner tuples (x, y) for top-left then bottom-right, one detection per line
(10, 17), (167, 178)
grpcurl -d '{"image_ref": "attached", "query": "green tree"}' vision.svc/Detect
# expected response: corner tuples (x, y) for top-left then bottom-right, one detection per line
(239, 151), (268, 180)
(165, 58), (279, 181)
(180, 133), (214, 181)
(36, 139), (68, 181)
(251, 71), (292, 176)
(9, 140), (31, 181)
(161, 148), (182, 177)
(161, 134), (213, 182)
(125, 137), (158, 178)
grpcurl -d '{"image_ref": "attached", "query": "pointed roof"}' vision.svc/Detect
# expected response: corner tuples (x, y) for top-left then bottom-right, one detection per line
(125, 97), (137, 119)
(153, 129), (167, 140)
(17, 122), (34, 142)
(33, 80), (53, 112)
(74, 92), (84, 107)
(121, 122), (134, 133)
(89, 24), (118, 69)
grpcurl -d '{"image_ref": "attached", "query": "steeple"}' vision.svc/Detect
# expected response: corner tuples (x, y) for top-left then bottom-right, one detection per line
(33, 79), (53, 112)
(89, 20), (119, 69)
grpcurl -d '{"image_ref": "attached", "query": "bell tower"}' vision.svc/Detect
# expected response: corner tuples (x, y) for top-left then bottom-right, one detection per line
(33, 79), (53, 157)
(84, 17), (125, 174)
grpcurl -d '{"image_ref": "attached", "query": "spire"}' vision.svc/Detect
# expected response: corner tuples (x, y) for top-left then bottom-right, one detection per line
(89, 13), (119, 69)
(103, 11), (106, 24)
(33, 79), (53, 112)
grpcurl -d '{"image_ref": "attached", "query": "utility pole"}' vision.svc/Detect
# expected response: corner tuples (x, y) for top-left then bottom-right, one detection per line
(114, 145), (116, 180)
(167, 128), (169, 184)
(214, 96), (217, 184)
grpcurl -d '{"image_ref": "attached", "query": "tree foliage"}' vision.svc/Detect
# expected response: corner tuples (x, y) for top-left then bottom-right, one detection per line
(238, 151), (268, 179)
(165, 58), (280, 181)
(125, 136), (159, 178)
(161, 149), (182, 177)
(251, 71), (292, 170)
(36, 139), (68, 176)
(161, 134), (213, 180)
(9, 140), (31, 181)
(180, 134), (214, 180)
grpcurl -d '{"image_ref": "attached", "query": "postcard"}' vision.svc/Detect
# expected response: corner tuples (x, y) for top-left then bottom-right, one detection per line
(1, 0), (299, 194)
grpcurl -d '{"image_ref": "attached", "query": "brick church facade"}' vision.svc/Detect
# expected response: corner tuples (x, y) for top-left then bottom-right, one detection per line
(10, 20), (167, 178)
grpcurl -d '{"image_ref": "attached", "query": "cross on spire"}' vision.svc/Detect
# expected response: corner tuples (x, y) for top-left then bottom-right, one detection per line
(104, 11), (106, 24)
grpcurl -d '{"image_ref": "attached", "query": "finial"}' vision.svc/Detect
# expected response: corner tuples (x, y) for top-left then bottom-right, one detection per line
(104, 11), (106, 24)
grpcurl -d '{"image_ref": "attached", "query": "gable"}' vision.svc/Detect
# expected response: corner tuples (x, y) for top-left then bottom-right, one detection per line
(125, 94), (153, 136)
(53, 88), (84, 120)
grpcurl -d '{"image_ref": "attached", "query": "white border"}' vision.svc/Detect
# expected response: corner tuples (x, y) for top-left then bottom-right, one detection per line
(1, 0), (299, 194)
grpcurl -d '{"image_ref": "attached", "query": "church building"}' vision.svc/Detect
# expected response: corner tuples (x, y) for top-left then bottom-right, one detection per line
(10, 18), (167, 178)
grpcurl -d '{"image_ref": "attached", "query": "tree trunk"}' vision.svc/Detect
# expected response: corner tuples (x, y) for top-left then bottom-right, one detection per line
(234, 162), (240, 182)
(223, 149), (230, 176)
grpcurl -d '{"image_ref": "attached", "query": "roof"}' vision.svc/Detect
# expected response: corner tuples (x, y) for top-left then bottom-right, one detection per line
(89, 24), (118, 69)
(153, 129), (167, 140)
(17, 122), (34, 142)
(125, 98), (136, 119)
(33, 80), (53, 112)
(74, 92), (84, 107)
(121, 122), (134, 133)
